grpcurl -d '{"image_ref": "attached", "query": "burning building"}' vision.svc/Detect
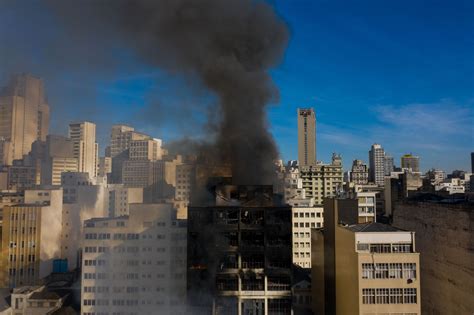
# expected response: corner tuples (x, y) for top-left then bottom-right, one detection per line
(187, 185), (292, 314)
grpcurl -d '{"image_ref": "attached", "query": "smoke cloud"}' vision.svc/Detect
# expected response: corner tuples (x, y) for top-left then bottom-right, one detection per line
(47, 0), (289, 184)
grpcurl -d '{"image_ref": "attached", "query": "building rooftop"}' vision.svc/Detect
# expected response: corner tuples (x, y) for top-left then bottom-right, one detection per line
(344, 222), (403, 233)
(29, 289), (64, 300)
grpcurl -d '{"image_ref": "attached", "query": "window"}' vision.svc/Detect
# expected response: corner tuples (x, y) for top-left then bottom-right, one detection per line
(390, 288), (403, 304)
(403, 263), (417, 279)
(376, 288), (389, 304)
(389, 263), (403, 279)
(362, 288), (375, 304)
(404, 288), (417, 304)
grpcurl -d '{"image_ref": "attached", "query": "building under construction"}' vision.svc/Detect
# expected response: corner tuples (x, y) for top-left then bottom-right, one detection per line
(187, 185), (292, 315)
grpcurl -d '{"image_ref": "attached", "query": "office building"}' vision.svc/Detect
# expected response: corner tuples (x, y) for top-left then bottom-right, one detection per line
(298, 108), (316, 166)
(401, 154), (420, 173)
(369, 144), (385, 186)
(383, 155), (394, 176)
(61, 172), (107, 270)
(174, 163), (195, 219)
(299, 154), (343, 206)
(292, 205), (324, 268)
(81, 203), (187, 315)
(69, 122), (98, 178)
(188, 185), (292, 314)
(312, 198), (421, 315)
(129, 138), (163, 161)
(39, 135), (78, 186)
(0, 188), (63, 288)
(393, 195), (473, 314)
(106, 184), (143, 217)
(350, 160), (368, 185)
(0, 74), (50, 162)
(97, 156), (112, 178)
(109, 125), (151, 183)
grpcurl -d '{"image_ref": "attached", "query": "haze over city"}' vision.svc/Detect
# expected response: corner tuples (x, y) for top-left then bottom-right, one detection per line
(0, 1), (472, 315)
(1, 0), (472, 172)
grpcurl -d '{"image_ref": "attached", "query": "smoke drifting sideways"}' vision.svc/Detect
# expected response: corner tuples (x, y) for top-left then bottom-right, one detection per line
(46, 0), (289, 185)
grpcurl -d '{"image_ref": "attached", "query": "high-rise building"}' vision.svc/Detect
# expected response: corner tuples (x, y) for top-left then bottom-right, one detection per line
(108, 125), (152, 183)
(298, 108), (316, 166)
(97, 156), (112, 178)
(68, 122), (98, 178)
(106, 184), (143, 217)
(369, 144), (385, 186)
(299, 154), (343, 205)
(292, 205), (323, 268)
(40, 135), (78, 186)
(401, 154), (420, 173)
(81, 203), (187, 315)
(312, 198), (421, 315)
(383, 155), (394, 176)
(187, 185), (292, 314)
(350, 160), (369, 185)
(0, 188), (63, 288)
(0, 74), (50, 162)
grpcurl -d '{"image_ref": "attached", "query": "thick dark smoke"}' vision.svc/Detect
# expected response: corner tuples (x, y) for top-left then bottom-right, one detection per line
(45, 0), (289, 185)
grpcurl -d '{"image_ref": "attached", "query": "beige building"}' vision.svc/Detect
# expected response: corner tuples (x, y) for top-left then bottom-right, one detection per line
(129, 138), (163, 161)
(312, 198), (421, 315)
(106, 184), (143, 217)
(174, 163), (195, 219)
(81, 203), (187, 315)
(350, 159), (369, 185)
(299, 154), (343, 206)
(297, 108), (316, 166)
(401, 154), (420, 173)
(0, 189), (63, 288)
(69, 122), (98, 179)
(7, 286), (68, 314)
(97, 156), (112, 178)
(0, 74), (50, 162)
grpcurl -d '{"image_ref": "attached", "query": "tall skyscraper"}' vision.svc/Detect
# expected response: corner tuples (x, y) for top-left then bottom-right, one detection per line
(298, 108), (316, 166)
(0, 74), (50, 162)
(369, 144), (385, 186)
(68, 122), (98, 178)
(401, 154), (420, 173)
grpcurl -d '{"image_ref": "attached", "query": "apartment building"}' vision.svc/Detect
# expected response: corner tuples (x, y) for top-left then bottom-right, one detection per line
(0, 189), (63, 288)
(81, 203), (187, 315)
(292, 205), (323, 268)
(312, 198), (421, 315)
(188, 185), (293, 315)
(69, 122), (98, 178)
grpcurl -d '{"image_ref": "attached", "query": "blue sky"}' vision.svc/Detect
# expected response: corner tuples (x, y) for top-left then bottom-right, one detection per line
(0, 0), (473, 172)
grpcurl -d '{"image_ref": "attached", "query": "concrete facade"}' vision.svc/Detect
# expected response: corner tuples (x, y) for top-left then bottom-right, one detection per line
(297, 108), (316, 166)
(392, 200), (474, 315)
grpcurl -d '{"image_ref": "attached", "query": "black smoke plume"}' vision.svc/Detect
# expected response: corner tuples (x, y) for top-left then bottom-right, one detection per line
(49, 0), (289, 184)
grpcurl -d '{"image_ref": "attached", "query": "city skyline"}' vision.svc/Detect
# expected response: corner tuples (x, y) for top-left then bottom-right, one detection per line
(0, 1), (472, 172)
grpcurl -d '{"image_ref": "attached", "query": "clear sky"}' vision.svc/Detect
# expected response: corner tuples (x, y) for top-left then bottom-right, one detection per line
(0, 0), (473, 172)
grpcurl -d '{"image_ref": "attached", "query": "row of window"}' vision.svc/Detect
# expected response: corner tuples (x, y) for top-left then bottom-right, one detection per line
(84, 246), (168, 254)
(294, 242), (310, 248)
(362, 288), (417, 304)
(293, 212), (322, 218)
(84, 259), (107, 267)
(294, 232), (311, 239)
(293, 222), (322, 228)
(362, 263), (416, 279)
(357, 243), (413, 253)
(294, 252), (310, 258)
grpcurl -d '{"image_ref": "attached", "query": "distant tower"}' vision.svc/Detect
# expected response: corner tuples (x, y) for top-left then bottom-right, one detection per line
(384, 155), (394, 175)
(69, 121), (98, 178)
(471, 152), (474, 173)
(401, 154), (420, 173)
(369, 144), (385, 186)
(0, 73), (50, 162)
(297, 108), (316, 166)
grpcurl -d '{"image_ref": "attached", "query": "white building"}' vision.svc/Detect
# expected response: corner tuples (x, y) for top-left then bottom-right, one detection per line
(435, 178), (466, 194)
(292, 205), (324, 268)
(69, 122), (98, 179)
(81, 203), (187, 315)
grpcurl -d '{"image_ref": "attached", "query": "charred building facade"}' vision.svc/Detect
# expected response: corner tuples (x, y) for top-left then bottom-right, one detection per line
(187, 185), (292, 315)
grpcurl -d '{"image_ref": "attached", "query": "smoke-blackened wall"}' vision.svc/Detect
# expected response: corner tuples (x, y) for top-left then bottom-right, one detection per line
(46, 0), (289, 185)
